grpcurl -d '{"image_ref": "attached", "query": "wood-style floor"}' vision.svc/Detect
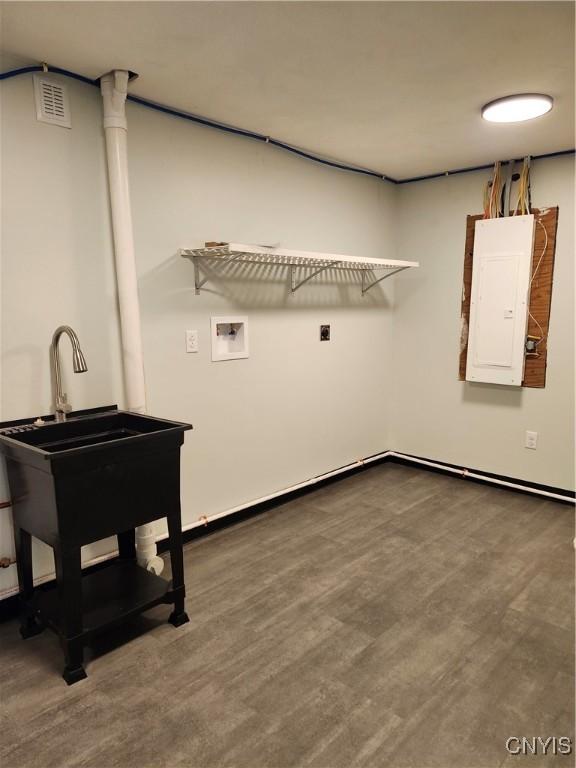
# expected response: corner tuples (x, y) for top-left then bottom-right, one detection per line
(1, 464), (574, 768)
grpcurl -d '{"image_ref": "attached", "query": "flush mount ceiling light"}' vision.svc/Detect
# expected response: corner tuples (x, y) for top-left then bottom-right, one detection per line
(482, 94), (553, 123)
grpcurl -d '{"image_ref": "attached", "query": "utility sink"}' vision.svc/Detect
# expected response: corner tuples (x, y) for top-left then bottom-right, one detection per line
(0, 407), (191, 463)
(0, 405), (192, 684)
(0, 405), (192, 545)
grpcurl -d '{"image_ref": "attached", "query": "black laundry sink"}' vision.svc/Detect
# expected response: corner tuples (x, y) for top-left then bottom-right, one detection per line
(0, 405), (192, 684)
(0, 404), (192, 546)
(0, 408), (190, 463)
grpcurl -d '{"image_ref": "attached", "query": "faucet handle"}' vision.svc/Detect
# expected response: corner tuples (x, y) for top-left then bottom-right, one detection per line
(56, 395), (72, 415)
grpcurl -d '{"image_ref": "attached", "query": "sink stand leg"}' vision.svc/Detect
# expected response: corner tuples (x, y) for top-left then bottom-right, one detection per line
(15, 528), (44, 638)
(55, 545), (87, 684)
(167, 512), (189, 627)
(61, 636), (87, 685)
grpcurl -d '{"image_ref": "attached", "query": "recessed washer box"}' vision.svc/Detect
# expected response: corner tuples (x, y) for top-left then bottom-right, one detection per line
(466, 215), (535, 386)
(211, 316), (249, 361)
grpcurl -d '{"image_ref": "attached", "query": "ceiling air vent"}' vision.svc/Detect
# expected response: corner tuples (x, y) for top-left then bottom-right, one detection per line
(33, 75), (71, 128)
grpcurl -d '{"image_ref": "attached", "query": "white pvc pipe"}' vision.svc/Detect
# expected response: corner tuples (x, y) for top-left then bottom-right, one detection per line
(387, 452), (575, 504)
(1, 446), (572, 600)
(169, 453), (391, 536)
(100, 72), (146, 413)
(0, 453), (387, 598)
(167, 448), (572, 537)
(100, 71), (163, 575)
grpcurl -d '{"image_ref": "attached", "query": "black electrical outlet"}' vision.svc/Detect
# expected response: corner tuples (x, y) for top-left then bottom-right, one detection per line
(320, 324), (330, 341)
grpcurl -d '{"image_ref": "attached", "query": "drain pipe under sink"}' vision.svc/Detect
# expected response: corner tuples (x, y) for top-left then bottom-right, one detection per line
(100, 70), (164, 575)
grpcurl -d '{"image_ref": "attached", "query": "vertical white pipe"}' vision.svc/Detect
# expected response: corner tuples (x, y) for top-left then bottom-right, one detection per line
(100, 71), (146, 412)
(100, 70), (163, 575)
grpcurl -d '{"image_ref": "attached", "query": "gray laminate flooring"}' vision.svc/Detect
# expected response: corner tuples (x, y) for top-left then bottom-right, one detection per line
(1, 464), (574, 768)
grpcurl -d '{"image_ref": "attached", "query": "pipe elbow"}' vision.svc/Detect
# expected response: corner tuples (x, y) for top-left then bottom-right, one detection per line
(100, 70), (130, 129)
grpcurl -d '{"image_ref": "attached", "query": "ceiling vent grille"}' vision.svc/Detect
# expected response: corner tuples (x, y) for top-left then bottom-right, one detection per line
(33, 75), (71, 128)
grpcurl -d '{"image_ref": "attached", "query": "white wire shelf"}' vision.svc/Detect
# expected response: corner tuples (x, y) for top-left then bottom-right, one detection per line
(180, 242), (419, 294)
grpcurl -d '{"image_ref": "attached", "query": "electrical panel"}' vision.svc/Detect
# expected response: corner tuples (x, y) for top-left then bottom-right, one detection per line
(465, 215), (535, 386)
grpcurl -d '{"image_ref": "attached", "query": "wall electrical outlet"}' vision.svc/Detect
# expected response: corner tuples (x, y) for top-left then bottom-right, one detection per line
(185, 329), (199, 353)
(320, 324), (330, 341)
(525, 430), (538, 450)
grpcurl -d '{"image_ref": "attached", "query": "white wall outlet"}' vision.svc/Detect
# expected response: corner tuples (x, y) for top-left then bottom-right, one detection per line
(525, 430), (538, 450)
(185, 329), (199, 353)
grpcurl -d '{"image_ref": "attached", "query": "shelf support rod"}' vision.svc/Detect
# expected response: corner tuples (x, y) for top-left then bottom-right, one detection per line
(362, 266), (409, 295)
(291, 261), (341, 292)
(193, 258), (209, 295)
(193, 253), (248, 294)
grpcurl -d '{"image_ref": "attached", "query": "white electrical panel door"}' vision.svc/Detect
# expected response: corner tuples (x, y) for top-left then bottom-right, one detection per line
(466, 215), (535, 386)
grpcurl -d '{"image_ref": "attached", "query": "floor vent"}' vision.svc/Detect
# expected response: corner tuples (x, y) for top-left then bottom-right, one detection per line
(33, 75), (71, 128)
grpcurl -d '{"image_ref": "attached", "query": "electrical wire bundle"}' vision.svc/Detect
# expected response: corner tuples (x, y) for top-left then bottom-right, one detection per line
(481, 156), (547, 355)
(514, 157), (532, 215)
(526, 219), (549, 355)
(483, 161), (503, 218)
(512, 156), (546, 352)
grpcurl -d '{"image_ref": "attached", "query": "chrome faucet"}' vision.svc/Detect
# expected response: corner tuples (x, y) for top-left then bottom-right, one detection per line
(50, 326), (88, 422)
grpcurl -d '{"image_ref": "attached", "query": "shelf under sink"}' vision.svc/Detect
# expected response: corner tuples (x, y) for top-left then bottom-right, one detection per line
(35, 560), (173, 638)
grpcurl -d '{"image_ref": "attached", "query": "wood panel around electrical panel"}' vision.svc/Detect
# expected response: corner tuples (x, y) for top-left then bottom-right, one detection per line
(459, 207), (559, 388)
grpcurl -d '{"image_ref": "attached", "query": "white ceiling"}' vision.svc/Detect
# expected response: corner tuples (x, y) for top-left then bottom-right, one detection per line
(1, 1), (574, 179)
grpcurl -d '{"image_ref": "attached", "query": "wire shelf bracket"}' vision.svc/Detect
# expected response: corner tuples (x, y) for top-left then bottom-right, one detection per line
(290, 261), (344, 292)
(193, 260), (209, 294)
(361, 266), (410, 294)
(180, 243), (419, 295)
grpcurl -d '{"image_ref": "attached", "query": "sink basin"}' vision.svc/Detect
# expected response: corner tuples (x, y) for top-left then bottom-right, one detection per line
(0, 405), (193, 544)
(35, 428), (140, 452)
(0, 407), (191, 467)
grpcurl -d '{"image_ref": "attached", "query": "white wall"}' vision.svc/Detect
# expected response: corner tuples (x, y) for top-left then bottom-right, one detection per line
(1, 72), (573, 600)
(392, 155), (575, 490)
(0, 74), (124, 594)
(0, 73), (397, 595)
(126, 99), (398, 539)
